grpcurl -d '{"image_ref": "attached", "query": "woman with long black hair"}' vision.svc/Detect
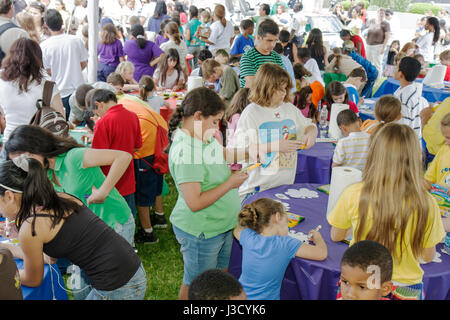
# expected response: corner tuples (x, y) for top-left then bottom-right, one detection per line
(415, 16), (440, 63)
(147, 0), (170, 34)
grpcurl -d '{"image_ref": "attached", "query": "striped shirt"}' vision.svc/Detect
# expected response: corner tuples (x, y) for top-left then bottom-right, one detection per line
(333, 131), (371, 171)
(394, 82), (428, 141)
(239, 47), (283, 87)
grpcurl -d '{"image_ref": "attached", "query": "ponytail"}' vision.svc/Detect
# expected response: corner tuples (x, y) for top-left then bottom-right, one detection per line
(334, 54), (342, 73)
(165, 106), (184, 153)
(131, 24), (147, 49)
(136, 36), (146, 49)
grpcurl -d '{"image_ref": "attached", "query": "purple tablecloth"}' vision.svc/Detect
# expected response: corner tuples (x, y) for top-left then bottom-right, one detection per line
(295, 143), (335, 185)
(228, 183), (450, 300)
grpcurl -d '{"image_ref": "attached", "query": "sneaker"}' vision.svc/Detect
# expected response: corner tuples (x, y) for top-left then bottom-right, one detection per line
(150, 213), (168, 229)
(134, 229), (159, 244)
(133, 246), (138, 253)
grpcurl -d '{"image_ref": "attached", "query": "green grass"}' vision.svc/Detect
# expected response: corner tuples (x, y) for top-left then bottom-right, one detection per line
(64, 174), (183, 300)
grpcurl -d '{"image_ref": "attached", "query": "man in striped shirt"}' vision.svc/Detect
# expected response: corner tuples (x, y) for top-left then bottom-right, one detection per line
(332, 109), (370, 172)
(394, 57), (428, 141)
(239, 19), (284, 88)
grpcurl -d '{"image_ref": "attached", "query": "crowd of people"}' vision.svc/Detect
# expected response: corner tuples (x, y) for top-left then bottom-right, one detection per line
(0, 0), (449, 301)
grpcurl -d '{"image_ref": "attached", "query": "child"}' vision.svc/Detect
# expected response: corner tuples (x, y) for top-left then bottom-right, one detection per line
(394, 56), (428, 140)
(201, 58), (239, 103)
(274, 42), (296, 94)
(231, 63), (318, 201)
(293, 85), (319, 123)
(414, 54), (428, 78)
(439, 49), (450, 81)
(97, 23), (125, 82)
(293, 62), (313, 90)
(324, 81), (359, 121)
(190, 48), (213, 77)
(332, 109), (370, 171)
(234, 197), (327, 300)
(115, 61), (139, 92)
(90, 89), (142, 219)
(297, 47), (325, 87)
(225, 87), (250, 147)
(215, 49), (230, 65)
(337, 240), (394, 300)
(305, 28), (328, 71)
(360, 95), (402, 135)
(68, 84), (94, 128)
(424, 112), (450, 232)
(153, 48), (185, 90)
(328, 123), (445, 300)
(343, 67), (367, 107)
(160, 21), (189, 80)
(229, 56), (240, 76)
(279, 29), (296, 63)
(106, 72), (125, 95)
(230, 19), (254, 58)
(166, 87), (251, 300)
(197, 9), (211, 49)
(154, 18), (170, 48)
(188, 269), (246, 300)
(138, 75), (169, 114)
(384, 40), (400, 78)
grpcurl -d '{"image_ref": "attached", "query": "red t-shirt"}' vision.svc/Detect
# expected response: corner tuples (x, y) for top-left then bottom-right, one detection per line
(445, 65), (450, 82)
(92, 104), (143, 196)
(352, 35), (366, 59)
(324, 100), (359, 121)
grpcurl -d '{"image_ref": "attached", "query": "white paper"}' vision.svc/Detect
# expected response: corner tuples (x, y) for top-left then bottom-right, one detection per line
(328, 103), (349, 140)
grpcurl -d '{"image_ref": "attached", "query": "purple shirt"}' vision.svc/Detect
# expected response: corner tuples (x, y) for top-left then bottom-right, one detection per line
(155, 34), (169, 48)
(147, 15), (170, 33)
(123, 39), (163, 81)
(98, 39), (124, 67)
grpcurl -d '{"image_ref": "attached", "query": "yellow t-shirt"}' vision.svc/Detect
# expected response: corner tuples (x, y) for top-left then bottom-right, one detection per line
(423, 98), (450, 155)
(327, 182), (445, 285)
(424, 144), (450, 187)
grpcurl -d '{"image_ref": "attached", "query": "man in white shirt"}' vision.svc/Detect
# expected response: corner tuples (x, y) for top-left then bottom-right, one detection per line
(297, 47), (325, 86)
(0, 0), (29, 60)
(41, 9), (88, 120)
(290, 2), (307, 47)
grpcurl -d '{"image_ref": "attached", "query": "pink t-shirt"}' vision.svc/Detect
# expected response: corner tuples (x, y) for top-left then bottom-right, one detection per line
(300, 105), (310, 118)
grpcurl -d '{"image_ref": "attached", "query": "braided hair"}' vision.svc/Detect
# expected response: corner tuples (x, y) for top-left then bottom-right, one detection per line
(238, 198), (285, 234)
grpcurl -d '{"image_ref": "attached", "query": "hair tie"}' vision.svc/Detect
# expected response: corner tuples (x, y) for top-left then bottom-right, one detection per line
(142, 84), (146, 89)
(136, 35), (145, 39)
(12, 154), (30, 173)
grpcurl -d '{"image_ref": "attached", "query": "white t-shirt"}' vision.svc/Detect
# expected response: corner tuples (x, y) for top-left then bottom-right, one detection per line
(333, 131), (370, 171)
(208, 20), (234, 55)
(0, 75), (59, 142)
(160, 39), (189, 71)
(153, 68), (185, 89)
(347, 18), (363, 35)
(40, 34), (89, 98)
(231, 102), (314, 199)
(290, 12), (307, 37)
(304, 58), (325, 86)
(146, 95), (165, 114)
(416, 32), (435, 62)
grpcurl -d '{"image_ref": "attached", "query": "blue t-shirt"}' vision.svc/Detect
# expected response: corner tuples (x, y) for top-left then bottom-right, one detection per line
(238, 228), (303, 300)
(280, 54), (296, 93)
(344, 83), (359, 105)
(230, 34), (254, 56)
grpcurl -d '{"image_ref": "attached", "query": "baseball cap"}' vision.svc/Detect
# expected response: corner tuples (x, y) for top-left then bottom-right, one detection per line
(343, 40), (355, 51)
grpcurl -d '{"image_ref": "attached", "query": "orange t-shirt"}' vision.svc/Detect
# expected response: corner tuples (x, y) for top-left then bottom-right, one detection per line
(119, 96), (168, 159)
(360, 119), (379, 134)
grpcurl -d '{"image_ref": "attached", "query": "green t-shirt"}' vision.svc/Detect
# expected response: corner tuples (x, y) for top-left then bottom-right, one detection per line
(239, 47), (284, 87)
(49, 148), (131, 228)
(186, 18), (202, 47)
(168, 129), (241, 239)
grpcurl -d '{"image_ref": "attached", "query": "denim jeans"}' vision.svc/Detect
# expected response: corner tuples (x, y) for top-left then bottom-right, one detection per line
(114, 214), (136, 246)
(172, 225), (233, 286)
(85, 263), (147, 300)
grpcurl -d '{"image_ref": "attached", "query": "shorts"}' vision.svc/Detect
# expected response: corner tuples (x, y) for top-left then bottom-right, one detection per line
(134, 155), (163, 207)
(172, 224), (233, 286)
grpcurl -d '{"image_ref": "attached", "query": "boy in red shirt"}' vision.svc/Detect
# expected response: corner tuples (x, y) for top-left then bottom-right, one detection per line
(90, 89), (142, 222)
(340, 29), (366, 59)
(439, 50), (450, 81)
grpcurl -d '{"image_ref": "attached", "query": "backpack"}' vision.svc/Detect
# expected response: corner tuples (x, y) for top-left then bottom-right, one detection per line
(140, 108), (170, 175)
(0, 22), (19, 64)
(29, 80), (70, 137)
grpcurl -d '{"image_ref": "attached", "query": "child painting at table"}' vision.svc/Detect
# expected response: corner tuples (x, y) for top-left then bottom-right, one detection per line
(343, 68), (367, 108)
(0, 247), (23, 300)
(324, 81), (359, 121)
(424, 112), (450, 232)
(166, 87), (251, 300)
(414, 54), (428, 79)
(337, 240), (394, 300)
(293, 85), (319, 123)
(332, 109), (370, 172)
(106, 72), (125, 96)
(394, 56), (428, 141)
(153, 48), (185, 91)
(0, 157), (146, 300)
(328, 123), (446, 300)
(233, 198), (327, 300)
(115, 61), (139, 92)
(230, 63), (318, 202)
(361, 95), (402, 135)
(439, 50), (450, 82)
(138, 75), (169, 114)
(384, 40), (400, 78)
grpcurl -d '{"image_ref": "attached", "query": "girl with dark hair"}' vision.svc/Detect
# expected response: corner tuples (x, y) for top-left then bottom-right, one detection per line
(160, 21), (189, 80)
(0, 156), (146, 300)
(27, 1), (47, 41)
(293, 85), (319, 123)
(416, 16), (440, 62)
(147, 0), (170, 34)
(153, 48), (185, 90)
(123, 23), (165, 81)
(324, 80), (359, 121)
(0, 38), (65, 143)
(185, 5), (202, 67)
(97, 23), (125, 82)
(167, 87), (251, 299)
(154, 18), (170, 48)
(305, 28), (328, 71)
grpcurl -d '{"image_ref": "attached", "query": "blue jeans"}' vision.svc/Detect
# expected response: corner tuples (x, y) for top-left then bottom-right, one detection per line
(62, 94), (71, 121)
(85, 263), (147, 300)
(114, 214), (136, 246)
(172, 225), (233, 286)
(97, 62), (117, 82)
(123, 193), (137, 218)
